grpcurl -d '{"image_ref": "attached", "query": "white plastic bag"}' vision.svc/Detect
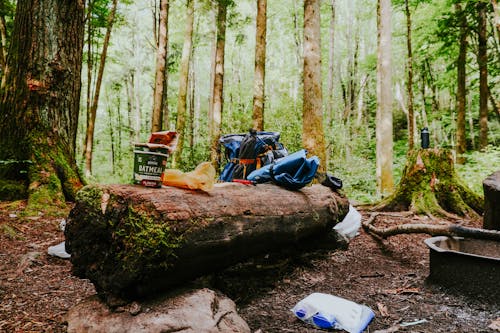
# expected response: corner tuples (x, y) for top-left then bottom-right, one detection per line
(291, 293), (374, 333)
(48, 241), (71, 259)
(333, 205), (361, 239)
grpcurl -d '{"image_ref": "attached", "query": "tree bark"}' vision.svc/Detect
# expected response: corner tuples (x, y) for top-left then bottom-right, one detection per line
(376, 0), (394, 196)
(0, 0), (85, 209)
(65, 183), (349, 303)
(477, 1), (489, 150)
(173, 0), (194, 168)
(374, 148), (483, 219)
(152, 0), (169, 133)
(405, 0), (415, 151)
(252, 0), (267, 131)
(303, 0), (326, 173)
(483, 171), (500, 230)
(327, 0), (336, 128)
(209, 0), (228, 168)
(455, 3), (467, 163)
(83, 0), (118, 178)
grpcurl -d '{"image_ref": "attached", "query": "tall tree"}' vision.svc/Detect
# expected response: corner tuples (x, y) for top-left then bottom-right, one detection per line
(252, 0), (267, 131)
(376, 0), (394, 196)
(455, 3), (467, 161)
(0, 0), (85, 208)
(492, 0), (500, 38)
(173, 0), (195, 167)
(327, 0), (336, 127)
(405, 0), (415, 150)
(83, 0), (118, 177)
(477, 0), (489, 150)
(303, 0), (326, 172)
(151, 0), (169, 132)
(209, 0), (229, 167)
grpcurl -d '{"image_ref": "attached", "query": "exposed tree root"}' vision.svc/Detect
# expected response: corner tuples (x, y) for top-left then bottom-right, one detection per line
(362, 212), (500, 241)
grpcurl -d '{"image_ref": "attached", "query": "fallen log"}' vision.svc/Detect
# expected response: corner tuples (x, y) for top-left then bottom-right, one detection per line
(65, 183), (349, 303)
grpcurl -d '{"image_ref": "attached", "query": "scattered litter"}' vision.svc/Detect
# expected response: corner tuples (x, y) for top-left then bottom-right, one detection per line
(376, 302), (390, 317)
(488, 318), (500, 331)
(9, 213), (17, 218)
(47, 241), (70, 259)
(59, 219), (66, 231)
(291, 292), (374, 333)
(333, 205), (361, 239)
(400, 319), (428, 327)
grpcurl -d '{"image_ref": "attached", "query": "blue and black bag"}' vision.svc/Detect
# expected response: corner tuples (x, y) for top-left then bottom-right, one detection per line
(219, 129), (288, 182)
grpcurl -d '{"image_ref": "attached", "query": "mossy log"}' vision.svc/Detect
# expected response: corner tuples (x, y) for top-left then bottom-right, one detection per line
(65, 183), (349, 303)
(374, 148), (483, 218)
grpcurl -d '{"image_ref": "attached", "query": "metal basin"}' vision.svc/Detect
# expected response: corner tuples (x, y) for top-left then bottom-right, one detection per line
(424, 236), (500, 302)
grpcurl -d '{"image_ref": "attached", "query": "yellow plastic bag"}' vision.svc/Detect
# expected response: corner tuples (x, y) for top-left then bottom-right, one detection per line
(162, 162), (216, 191)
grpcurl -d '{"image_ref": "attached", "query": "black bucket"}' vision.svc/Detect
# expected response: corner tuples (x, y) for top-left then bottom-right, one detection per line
(133, 143), (169, 187)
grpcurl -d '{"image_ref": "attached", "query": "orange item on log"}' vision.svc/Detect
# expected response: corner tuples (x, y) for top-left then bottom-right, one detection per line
(149, 131), (177, 153)
(162, 162), (216, 191)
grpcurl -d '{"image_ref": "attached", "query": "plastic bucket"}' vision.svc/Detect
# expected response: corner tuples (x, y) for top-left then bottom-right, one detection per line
(133, 143), (169, 187)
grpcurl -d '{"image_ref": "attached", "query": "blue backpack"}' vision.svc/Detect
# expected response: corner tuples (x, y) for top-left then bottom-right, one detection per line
(219, 130), (288, 182)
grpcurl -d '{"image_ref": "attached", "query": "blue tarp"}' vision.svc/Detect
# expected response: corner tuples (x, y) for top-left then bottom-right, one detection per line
(247, 149), (319, 190)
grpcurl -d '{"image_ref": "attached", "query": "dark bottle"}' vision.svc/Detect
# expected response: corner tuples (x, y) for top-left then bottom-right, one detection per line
(421, 127), (430, 149)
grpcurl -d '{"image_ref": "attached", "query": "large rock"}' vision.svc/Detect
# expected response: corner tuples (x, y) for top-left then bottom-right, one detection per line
(66, 288), (251, 333)
(483, 170), (500, 230)
(65, 183), (349, 302)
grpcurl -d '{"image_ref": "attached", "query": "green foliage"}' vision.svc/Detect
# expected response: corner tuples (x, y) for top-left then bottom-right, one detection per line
(456, 145), (500, 196)
(74, 0), (500, 209)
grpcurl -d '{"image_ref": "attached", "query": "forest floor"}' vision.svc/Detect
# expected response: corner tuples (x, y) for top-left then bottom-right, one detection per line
(0, 201), (499, 333)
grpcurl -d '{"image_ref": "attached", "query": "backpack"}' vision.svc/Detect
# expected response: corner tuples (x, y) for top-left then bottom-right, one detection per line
(219, 130), (288, 182)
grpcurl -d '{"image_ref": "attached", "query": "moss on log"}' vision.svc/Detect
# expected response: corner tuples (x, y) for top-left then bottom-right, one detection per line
(65, 183), (349, 303)
(375, 148), (483, 218)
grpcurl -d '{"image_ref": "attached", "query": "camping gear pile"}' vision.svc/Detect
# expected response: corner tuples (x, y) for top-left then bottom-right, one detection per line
(219, 129), (342, 191)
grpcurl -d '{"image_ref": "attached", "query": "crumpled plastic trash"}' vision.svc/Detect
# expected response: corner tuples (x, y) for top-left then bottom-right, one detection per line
(291, 292), (374, 333)
(48, 241), (71, 259)
(162, 162), (216, 191)
(333, 205), (362, 239)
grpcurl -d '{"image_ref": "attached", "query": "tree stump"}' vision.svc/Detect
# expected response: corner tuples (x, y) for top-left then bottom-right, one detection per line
(65, 183), (349, 303)
(483, 170), (500, 230)
(374, 148), (483, 218)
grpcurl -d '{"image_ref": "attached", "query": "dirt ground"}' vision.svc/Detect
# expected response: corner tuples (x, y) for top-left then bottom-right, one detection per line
(0, 201), (498, 333)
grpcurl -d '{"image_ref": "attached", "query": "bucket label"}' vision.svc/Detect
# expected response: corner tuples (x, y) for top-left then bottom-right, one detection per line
(133, 146), (169, 187)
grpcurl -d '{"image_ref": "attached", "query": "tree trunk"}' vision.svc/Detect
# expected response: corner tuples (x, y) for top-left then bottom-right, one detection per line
(405, 0), (415, 151)
(65, 183), (349, 303)
(492, 0), (500, 39)
(152, 0), (169, 133)
(477, 1), (489, 150)
(376, 0), (394, 196)
(455, 3), (467, 163)
(209, 0), (228, 168)
(374, 149), (483, 219)
(173, 0), (194, 168)
(252, 0), (267, 131)
(327, 0), (336, 128)
(83, 0), (118, 178)
(0, 14), (7, 78)
(483, 171), (500, 230)
(0, 0), (85, 209)
(303, 0), (326, 173)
